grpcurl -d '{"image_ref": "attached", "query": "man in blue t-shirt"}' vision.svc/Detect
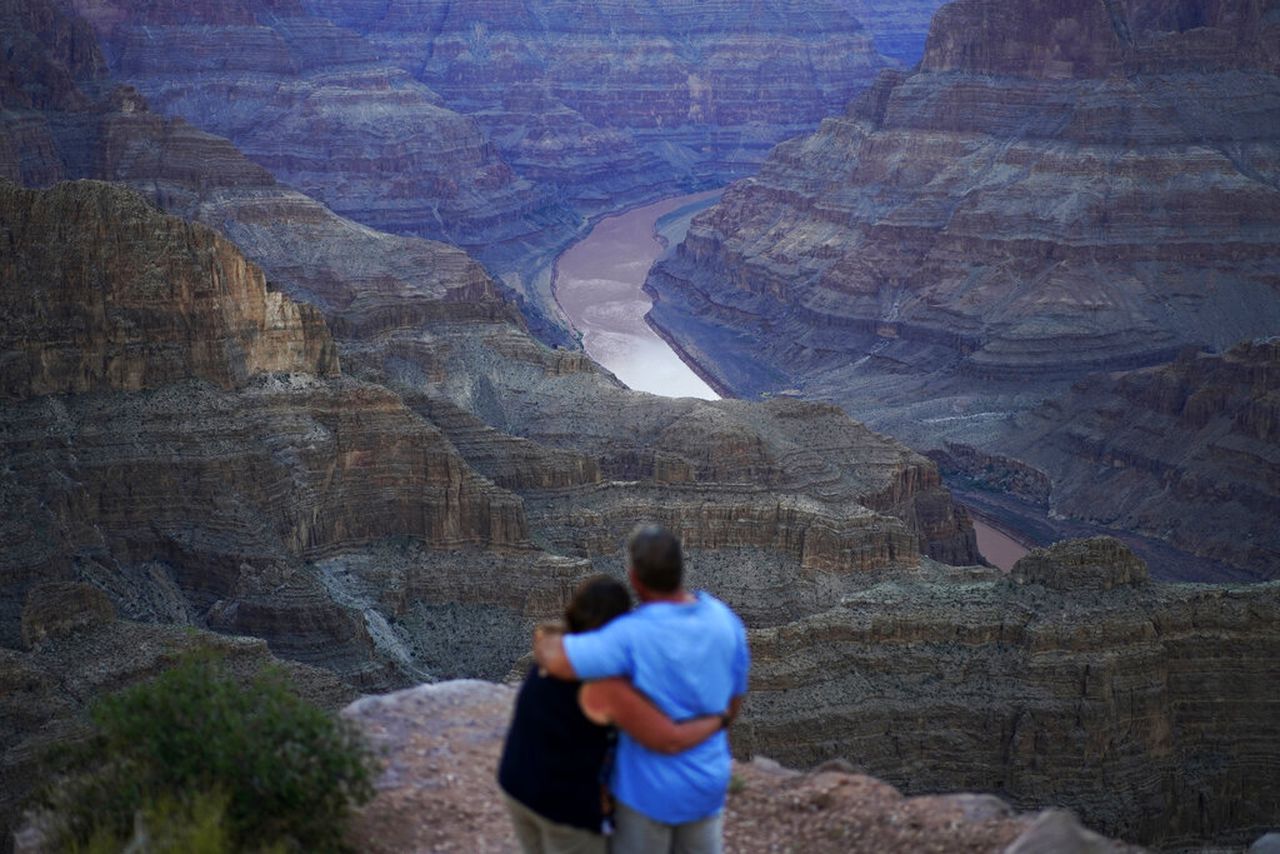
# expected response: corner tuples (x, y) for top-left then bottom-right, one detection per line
(534, 524), (750, 854)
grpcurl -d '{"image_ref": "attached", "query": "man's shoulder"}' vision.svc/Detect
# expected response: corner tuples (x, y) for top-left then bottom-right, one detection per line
(695, 592), (747, 633)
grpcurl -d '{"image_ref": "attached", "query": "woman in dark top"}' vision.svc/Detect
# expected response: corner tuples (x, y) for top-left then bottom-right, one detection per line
(498, 576), (723, 854)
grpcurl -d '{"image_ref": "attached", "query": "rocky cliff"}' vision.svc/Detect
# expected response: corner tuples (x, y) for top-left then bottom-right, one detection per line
(60, 0), (924, 330)
(0, 180), (337, 397)
(339, 679), (1135, 853)
(645, 0), (1280, 576)
(0, 180), (542, 691)
(1, 0), (980, 690)
(741, 538), (1280, 847)
(945, 340), (1280, 575)
(651, 0), (1280, 403)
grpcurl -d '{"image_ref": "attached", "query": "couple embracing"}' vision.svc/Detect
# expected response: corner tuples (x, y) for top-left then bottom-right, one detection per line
(498, 524), (750, 854)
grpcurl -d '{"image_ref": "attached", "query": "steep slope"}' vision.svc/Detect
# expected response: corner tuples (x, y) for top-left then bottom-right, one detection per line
(939, 339), (1280, 574)
(64, 0), (910, 330)
(0, 180), (539, 690)
(743, 539), (1280, 848)
(645, 0), (1280, 576)
(63, 0), (555, 259)
(648, 0), (1280, 426)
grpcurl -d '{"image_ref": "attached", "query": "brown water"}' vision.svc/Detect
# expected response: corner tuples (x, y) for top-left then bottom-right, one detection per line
(554, 191), (723, 400)
(972, 517), (1032, 571)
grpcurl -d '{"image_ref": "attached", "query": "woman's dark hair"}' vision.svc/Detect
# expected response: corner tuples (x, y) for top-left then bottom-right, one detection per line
(564, 575), (632, 633)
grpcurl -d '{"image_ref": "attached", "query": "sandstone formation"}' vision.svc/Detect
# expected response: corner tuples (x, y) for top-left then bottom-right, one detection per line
(645, 0), (1280, 577)
(340, 679), (1133, 853)
(942, 340), (1280, 577)
(0, 181), (337, 398)
(741, 538), (1280, 847)
(1, 0), (980, 685)
(65, 0), (548, 259)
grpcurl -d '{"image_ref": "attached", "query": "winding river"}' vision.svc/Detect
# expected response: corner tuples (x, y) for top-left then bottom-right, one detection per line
(554, 190), (1032, 570)
(554, 191), (723, 400)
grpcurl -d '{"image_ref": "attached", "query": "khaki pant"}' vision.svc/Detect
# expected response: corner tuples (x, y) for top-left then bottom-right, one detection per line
(610, 799), (723, 854)
(503, 793), (606, 854)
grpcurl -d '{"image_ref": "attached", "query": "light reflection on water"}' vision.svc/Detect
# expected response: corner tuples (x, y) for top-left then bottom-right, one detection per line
(553, 192), (723, 400)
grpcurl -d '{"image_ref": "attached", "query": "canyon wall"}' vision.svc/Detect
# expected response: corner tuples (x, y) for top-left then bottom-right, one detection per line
(61, 0), (922, 329)
(964, 340), (1280, 574)
(741, 538), (1280, 848)
(646, 0), (1280, 576)
(1, 0), (980, 689)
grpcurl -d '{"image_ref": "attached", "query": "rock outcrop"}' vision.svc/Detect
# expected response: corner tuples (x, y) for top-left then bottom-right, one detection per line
(644, 0), (1280, 577)
(741, 539), (1280, 847)
(966, 339), (1280, 576)
(647, 0), (1280, 423)
(340, 679), (1133, 853)
(0, 180), (337, 398)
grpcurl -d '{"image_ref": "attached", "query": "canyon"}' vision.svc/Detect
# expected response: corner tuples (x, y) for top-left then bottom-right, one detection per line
(2, 0), (1278, 849)
(61, 0), (951, 334)
(645, 0), (1280, 579)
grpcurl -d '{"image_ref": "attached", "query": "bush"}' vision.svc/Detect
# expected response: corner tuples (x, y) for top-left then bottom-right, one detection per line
(42, 654), (375, 852)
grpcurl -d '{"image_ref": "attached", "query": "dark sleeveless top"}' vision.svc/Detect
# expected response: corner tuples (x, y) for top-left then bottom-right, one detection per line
(498, 665), (613, 833)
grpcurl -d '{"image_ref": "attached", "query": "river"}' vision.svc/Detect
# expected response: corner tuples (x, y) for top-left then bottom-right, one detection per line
(554, 190), (723, 400)
(970, 518), (1031, 571)
(555, 192), (1040, 571)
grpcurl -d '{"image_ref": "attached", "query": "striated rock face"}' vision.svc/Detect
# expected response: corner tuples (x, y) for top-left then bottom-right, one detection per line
(0, 180), (338, 398)
(647, 0), (1280, 424)
(742, 538), (1280, 847)
(340, 679), (1131, 853)
(60, 0), (919, 329)
(0, 179), (546, 691)
(973, 340), (1280, 575)
(64, 0), (550, 259)
(645, 0), (1280, 576)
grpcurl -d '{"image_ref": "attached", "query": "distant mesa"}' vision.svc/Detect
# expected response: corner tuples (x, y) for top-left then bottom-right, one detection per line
(1010, 537), (1149, 592)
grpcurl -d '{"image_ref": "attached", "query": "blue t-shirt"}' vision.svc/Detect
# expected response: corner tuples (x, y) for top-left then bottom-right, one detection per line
(563, 591), (749, 824)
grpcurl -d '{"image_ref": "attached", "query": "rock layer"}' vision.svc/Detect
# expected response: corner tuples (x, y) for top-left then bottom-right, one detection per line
(645, 0), (1280, 576)
(742, 539), (1280, 847)
(64, 0), (916, 328)
(647, 0), (1280, 410)
(964, 340), (1280, 575)
(66, 0), (547, 256)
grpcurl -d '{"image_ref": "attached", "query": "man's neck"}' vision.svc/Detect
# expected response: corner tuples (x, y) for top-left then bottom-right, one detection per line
(640, 588), (696, 605)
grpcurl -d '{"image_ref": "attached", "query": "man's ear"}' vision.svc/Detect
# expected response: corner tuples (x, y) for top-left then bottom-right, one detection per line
(628, 566), (647, 600)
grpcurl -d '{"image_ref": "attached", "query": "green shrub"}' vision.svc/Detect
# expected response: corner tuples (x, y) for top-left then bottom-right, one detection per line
(42, 654), (375, 852)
